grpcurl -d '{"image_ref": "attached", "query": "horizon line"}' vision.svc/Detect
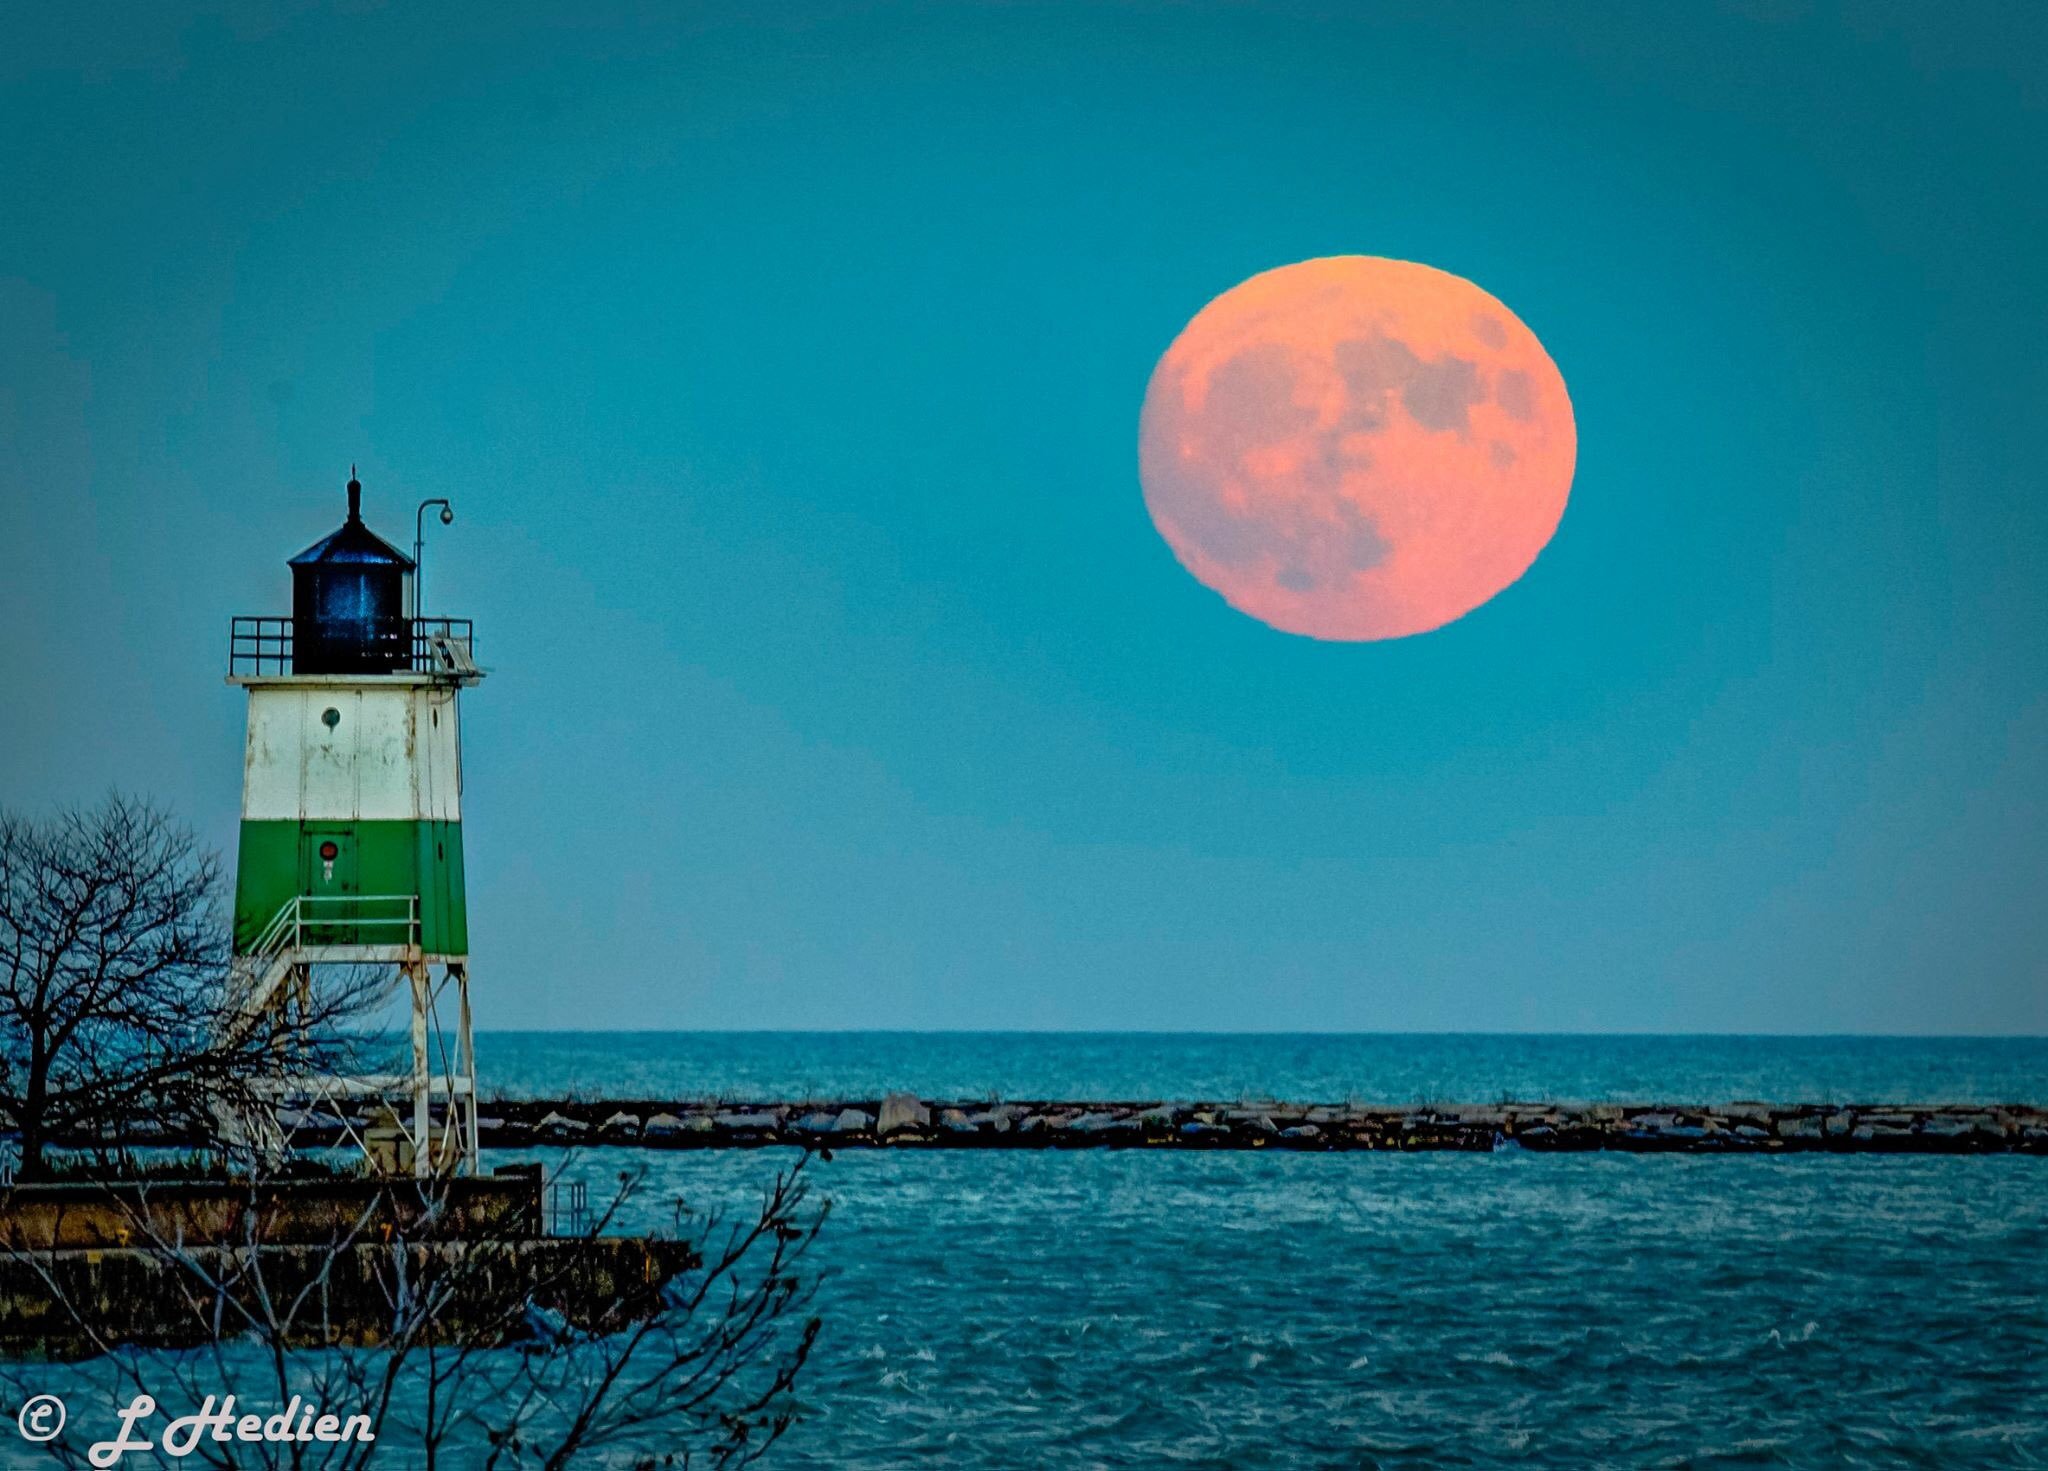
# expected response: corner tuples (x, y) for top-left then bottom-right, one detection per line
(462, 1027), (2048, 1041)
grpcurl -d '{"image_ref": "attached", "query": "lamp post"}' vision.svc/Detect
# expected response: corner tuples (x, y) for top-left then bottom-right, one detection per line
(413, 498), (454, 621)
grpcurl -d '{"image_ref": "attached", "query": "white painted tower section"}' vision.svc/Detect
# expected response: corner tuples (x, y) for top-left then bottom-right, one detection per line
(241, 679), (463, 824)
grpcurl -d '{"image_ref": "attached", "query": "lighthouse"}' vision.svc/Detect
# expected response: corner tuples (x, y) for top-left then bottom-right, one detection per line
(227, 471), (483, 1175)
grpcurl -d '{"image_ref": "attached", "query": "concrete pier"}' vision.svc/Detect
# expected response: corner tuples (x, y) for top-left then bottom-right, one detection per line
(0, 1236), (697, 1359)
(0, 1177), (694, 1359)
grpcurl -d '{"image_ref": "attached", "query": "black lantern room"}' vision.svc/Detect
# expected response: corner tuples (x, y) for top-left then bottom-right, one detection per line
(288, 472), (415, 674)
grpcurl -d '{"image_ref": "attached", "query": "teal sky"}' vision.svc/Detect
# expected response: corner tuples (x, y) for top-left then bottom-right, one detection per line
(4, 2), (2044, 1032)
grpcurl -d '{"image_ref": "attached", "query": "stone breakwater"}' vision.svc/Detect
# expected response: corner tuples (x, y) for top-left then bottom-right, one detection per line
(381, 1097), (2048, 1154)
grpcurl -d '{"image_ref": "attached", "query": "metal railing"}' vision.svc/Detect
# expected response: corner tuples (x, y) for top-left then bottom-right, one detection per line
(411, 618), (478, 677)
(548, 1179), (592, 1237)
(248, 893), (421, 958)
(229, 616), (296, 675)
(228, 616), (476, 676)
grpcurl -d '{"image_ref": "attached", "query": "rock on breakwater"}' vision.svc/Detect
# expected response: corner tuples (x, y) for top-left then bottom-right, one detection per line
(388, 1097), (2048, 1154)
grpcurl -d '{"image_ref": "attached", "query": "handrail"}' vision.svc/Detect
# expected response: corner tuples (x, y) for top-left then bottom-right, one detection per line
(249, 894), (421, 960)
(228, 616), (296, 675)
(228, 616), (475, 677)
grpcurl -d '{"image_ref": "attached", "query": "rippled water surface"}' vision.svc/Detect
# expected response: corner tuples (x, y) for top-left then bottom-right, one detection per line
(14, 1037), (2047, 1469)
(484, 1037), (2048, 1464)
(542, 1146), (2048, 1469)
(478, 1031), (2048, 1105)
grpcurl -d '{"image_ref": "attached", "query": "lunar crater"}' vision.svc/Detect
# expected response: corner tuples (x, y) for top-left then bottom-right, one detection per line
(1335, 333), (1485, 437)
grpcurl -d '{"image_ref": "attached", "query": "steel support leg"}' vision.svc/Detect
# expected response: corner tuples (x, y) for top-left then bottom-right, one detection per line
(409, 959), (430, 1178)
(454, 963), (479, 1174)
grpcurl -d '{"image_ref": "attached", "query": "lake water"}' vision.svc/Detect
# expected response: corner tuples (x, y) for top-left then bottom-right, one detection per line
(497, 1033), (2048, 1468)
(11, 1035), (2045, 1468)
(535, 1145), (2048, 1470)
(477, 1030), (2048, 1105)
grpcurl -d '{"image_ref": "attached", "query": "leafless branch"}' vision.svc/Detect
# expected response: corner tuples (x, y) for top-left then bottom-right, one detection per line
(2, 1153), (824, 1468)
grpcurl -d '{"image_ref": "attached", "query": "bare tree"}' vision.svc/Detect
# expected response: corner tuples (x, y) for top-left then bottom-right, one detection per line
(1, 1155), (824, 1468)
(0, 794), (377, 1180)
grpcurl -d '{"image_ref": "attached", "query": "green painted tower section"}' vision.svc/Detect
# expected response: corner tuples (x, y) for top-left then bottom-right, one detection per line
(233, 817), (468, 956)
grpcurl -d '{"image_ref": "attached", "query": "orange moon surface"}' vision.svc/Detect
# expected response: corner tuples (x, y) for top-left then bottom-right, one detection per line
(1138, 257), (1576, 640)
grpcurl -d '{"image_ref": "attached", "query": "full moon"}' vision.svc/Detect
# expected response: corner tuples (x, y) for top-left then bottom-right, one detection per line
(1138, 256), (1575, 641)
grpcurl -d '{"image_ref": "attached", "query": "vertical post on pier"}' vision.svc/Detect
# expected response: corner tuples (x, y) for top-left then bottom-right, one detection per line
(455, 964), (479, 1173)
(410, 959), (431, 1178)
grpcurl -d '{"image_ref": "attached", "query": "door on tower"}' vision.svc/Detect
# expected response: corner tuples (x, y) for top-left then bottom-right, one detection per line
(299, 824), (358, 944)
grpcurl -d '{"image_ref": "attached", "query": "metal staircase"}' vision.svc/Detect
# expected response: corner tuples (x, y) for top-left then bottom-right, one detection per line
(232, 894), (421, 1016)
(226, 894), (477, 1177)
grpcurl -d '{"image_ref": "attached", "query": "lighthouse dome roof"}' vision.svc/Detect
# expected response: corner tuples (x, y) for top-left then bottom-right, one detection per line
(289, 473), (415, 569)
